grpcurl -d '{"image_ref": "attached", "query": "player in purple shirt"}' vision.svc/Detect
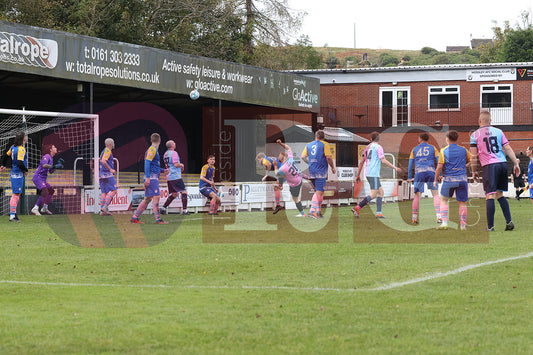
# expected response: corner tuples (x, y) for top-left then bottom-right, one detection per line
(31, 144), (63, 215)
(273, 140), (306, 217)
(470, 111), (520, 231)
(527, 146), (533, 206)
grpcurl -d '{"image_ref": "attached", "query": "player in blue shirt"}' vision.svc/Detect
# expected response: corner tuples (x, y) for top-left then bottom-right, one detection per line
(0, 132), (28, 222)
(200, 154), (220, 215)
(527, 146), (533, 206)
(352, 132), (401, 219)
(131, 133), (169, 224)
(434, 130), (471, 230)
(407, 133), (441, 224)
(98, 138), (117, 216)
(301, 130), (336, 219)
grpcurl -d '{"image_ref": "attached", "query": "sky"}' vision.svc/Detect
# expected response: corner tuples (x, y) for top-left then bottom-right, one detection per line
(289, 0), (533, 51)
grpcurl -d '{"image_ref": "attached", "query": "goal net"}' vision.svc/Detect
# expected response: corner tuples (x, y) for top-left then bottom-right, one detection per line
(0, 108), (99, 216)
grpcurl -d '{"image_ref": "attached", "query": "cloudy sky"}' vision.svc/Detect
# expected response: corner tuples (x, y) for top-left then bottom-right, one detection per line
(289, 0), (533, 51)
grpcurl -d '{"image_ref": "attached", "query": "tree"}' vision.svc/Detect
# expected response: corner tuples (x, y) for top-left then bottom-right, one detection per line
(379, 53), (399, 67)
(499, 27), (533, 62)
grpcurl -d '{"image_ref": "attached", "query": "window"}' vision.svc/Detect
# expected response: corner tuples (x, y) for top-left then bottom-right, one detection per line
(428, 86), (460, 110)
(481, 85), (512, 108)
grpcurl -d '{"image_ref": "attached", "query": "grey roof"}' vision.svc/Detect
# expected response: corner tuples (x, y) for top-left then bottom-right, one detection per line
(288, 125), (369, 143)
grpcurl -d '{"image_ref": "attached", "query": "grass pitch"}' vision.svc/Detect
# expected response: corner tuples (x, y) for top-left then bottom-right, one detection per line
(1, 198), (533, 354)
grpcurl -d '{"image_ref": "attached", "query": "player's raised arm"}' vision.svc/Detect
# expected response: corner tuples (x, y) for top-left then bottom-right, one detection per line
(380, 157), (401, 174)
(276, 139), (291, 152)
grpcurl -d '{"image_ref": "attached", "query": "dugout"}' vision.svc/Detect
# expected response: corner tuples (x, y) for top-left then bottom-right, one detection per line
(0, 21), (320, 215)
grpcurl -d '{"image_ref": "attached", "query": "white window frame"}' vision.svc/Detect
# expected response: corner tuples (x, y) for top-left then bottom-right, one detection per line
(427, 85), (460, 111)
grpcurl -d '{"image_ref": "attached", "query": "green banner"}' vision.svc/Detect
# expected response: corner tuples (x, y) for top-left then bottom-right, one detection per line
(0, 21), (319, 112)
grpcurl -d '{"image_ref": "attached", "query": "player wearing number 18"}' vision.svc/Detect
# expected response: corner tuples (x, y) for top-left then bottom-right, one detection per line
(470, 111), (520, 231)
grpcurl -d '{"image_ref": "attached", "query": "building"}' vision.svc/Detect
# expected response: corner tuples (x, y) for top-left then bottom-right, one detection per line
(293, 63), (533, 171)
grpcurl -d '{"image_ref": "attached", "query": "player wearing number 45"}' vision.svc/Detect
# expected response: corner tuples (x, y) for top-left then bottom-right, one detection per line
(273, 140), (307, 217)
(407, 133), (441, 225)
(433, 130), (470, 231)
(352, 132), (401, 219)
(470, 111), (520, 232)
(98, 138), (117, 216)
(0, 131), (28, 222)
(31, 144), (63, 216)
(131, 133), (169, 224)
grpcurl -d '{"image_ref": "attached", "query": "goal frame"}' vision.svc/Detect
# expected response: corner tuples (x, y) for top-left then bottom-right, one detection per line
(0, 108), (99, 214)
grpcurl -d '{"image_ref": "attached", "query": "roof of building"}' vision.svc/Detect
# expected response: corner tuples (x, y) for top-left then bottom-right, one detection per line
(274, 125), (369, 143)
(446, 46), (470, 53)
(471, 38), (493, 48)
(289, 62), (533, 75)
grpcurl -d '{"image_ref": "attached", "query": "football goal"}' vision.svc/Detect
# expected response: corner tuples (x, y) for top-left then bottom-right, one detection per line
(0, 108), (99, 215)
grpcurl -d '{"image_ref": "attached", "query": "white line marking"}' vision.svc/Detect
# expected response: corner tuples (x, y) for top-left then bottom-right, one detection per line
(1, 252), (532, 292)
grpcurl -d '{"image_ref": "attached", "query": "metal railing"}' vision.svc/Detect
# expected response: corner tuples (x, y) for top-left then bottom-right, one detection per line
(320, 102), (533, 128)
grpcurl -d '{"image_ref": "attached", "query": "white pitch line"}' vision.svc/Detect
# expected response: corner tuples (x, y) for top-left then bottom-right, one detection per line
(1, 251), (532, 292)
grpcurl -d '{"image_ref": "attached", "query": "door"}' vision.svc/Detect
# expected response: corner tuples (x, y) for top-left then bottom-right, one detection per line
(380, 87), (410, 127)
(480, 84), (513, 125)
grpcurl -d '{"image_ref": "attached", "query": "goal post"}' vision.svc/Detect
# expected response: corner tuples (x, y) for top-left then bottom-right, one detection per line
(0, 108), (99, 215)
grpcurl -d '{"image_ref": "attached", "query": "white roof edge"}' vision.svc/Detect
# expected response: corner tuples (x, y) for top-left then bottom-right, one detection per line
(288, 62), (533, 74)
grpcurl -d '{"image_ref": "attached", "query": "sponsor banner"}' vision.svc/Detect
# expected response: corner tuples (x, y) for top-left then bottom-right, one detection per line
(85, 188), (132, 213)
(240, 182), (292, 203)
(466, 68), (516, 82)
(337, 167), (357, 181)
(516, 67), (533, 80)
(0, 21), (319, 112)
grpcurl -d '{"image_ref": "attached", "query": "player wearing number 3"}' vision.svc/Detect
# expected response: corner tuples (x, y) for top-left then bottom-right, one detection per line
(407, 133), (441, 225)
(301, 130), (336, 219)
(470, 111), (520, 231)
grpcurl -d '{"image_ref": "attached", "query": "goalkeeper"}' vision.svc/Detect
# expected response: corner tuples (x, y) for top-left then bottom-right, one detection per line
(31, 144), (63, 215)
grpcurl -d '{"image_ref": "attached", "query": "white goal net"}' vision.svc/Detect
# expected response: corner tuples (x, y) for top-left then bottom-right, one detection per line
(0, 108), (99, 216)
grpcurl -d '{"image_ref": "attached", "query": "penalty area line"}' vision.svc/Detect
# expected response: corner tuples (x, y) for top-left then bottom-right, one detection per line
(1, 251), (532, 292)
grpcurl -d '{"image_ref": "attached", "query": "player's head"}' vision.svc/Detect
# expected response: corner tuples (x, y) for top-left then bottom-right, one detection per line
(105, 138), (115, 149)
(419, 132), (429, 142)
(256, 152), (265, 163)
(278, 151), (288, 162)
(166, 140), (176, 150)
(446, 130), (459, 143)
(43, 144), (57, 156)
(14, 131), (26, 146)
(527, 146), (533, 157)
(150, 133), (161, 145)
(479, 111), (491, 126)
(207, 154), (215, 165)
(315, 130), (325, 141)
(370, 131), (380, 142)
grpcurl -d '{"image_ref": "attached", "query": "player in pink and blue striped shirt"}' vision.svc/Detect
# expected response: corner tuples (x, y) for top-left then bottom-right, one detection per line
(470, 111), (520, 231)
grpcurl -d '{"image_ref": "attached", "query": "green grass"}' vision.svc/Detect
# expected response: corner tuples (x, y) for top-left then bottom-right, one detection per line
(1, 198), (533, 354)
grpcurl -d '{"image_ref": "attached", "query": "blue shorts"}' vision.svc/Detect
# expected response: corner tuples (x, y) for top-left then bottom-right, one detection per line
(168, 179), (186, 194)
(367, 176), (381, 190)
(11, 176), (24, 194)
(200, 186), (217, 198)
(530, 187), (533, 199)
(100, 177), (117, 194)
(145, 179), (160, 197)
(482, 162), (508, 195)
(440, 180), (469, 202)
(413, 171), (437, 193)
(311, 178), (326, 192)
